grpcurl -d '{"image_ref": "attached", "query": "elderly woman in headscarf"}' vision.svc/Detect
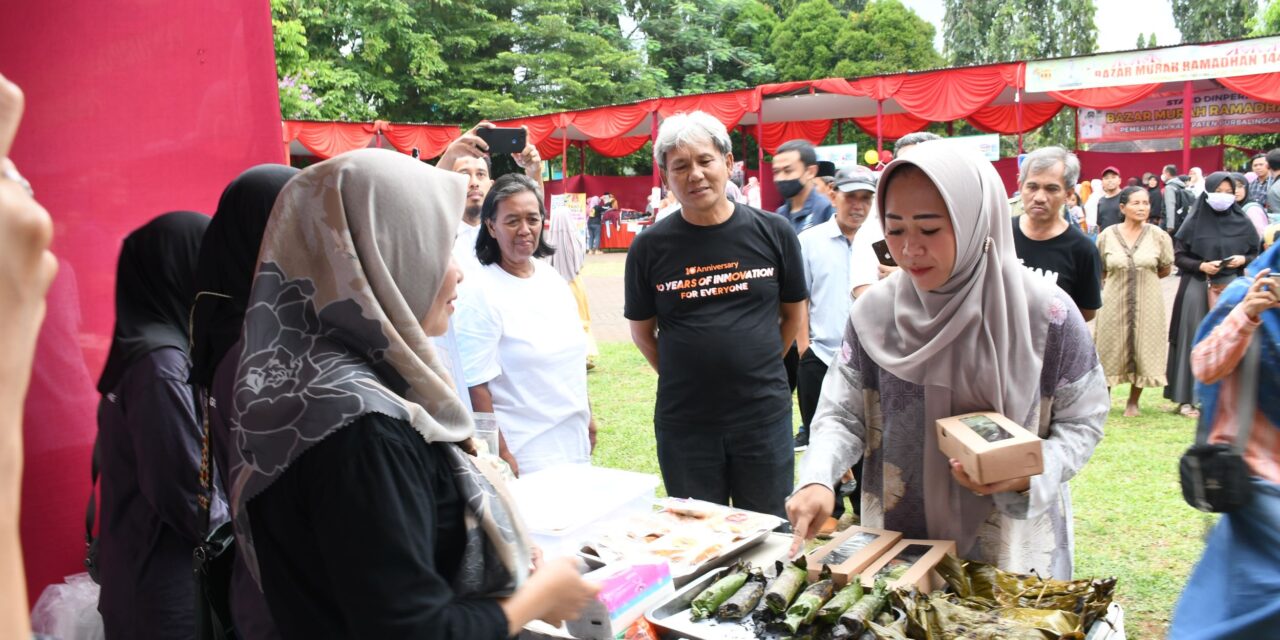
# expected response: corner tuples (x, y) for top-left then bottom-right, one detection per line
(1169, 245), (1280, 638)
(1165, 171), (1261, 418)
(188, 164), (298, 640)
(95, 210), (213, 639)
(787, 143), (1109, 578)
(455, 173), (595, 478)
(228, 149), (597, 638)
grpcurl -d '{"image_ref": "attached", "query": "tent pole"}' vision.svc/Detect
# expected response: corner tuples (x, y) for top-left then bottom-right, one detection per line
(1182, 81), (1193, 173)
(651, 111), (660, 193)
(837, 120), (843, 145)
(1073, 107), (1080, 151)
(875, 101), (884, 156)
(757, 106), (764, 180)
(561, 128), (568, 194)
(579, 141), (586, 176)
(1015, 88), (1024, 155)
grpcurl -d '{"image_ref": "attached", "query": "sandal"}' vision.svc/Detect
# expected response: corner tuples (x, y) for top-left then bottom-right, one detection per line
(1178, 404), (1200, 418)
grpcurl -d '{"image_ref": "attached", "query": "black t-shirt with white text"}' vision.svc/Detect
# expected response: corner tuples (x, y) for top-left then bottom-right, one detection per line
(1011, 216), (1103, 312)
(624, 203), (807, 430)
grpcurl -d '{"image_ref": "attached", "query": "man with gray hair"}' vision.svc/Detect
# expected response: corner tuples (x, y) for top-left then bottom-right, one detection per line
(624, 111), (808, 517)
(893, 131), (942, 157)
(1011, 146), (1102, 320)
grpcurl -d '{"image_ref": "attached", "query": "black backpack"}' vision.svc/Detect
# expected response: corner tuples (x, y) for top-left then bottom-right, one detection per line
(1170, 184), (1195, 234)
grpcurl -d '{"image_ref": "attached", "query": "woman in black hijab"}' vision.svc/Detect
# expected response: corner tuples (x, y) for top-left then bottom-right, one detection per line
(96, 210), (212, 640)
(1144, 172), (1165, 227)
(189, 164), (298, 640)
(1164, 171), (1260, 417)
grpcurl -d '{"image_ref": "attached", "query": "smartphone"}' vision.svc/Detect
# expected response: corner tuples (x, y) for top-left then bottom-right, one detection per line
(476, 127), (527, 155)
(872, 239), (897, 267)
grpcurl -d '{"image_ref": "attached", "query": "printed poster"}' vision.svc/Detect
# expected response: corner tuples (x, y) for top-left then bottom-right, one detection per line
(1077, 88), (1280, 142)
(1026, 37), (1280, 92)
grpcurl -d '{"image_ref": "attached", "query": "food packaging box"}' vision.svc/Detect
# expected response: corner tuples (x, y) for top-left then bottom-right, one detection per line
(936, 411), (1043, 485)
(564, 561), (673, 640)
(508, 464), (659, 558)
(859, 538), (957, 592)
(805, 525), (903, 586)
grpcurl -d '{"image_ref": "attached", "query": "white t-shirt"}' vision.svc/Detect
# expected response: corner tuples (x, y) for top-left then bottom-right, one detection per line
(453, 221), (482, 271)
(454, 259), (590, 474)
(849, 214), (885, 296)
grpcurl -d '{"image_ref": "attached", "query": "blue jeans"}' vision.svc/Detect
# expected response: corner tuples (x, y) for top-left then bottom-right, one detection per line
(1170, 478), (1280, 639)
(587, 223), (601, 251)
(654, 413), (794, 518)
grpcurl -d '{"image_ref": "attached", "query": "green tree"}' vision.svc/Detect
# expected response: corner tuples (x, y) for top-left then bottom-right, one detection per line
(1253, 0), (1280, 34)
(627, 0), (779, 93)
(770, 0), (853, 81)
(944, 0), (1097, 64)
(833, 0), (944, 77)
(1172, 0), (1257, 43)
(1136, 33), (1146, 48)
(272, 0), (661, 124)
(943, 0), (1098, 149)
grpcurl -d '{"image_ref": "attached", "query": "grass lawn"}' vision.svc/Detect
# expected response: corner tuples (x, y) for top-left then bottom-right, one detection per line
(587, 341), (1207, 637)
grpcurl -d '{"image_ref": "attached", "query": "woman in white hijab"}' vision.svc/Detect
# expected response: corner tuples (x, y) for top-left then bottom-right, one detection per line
(788, 143), (1109, 579)
(228, 149), (596, 638)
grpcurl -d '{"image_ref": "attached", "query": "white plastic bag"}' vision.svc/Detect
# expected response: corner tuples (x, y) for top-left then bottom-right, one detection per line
(30, 573), (104, 640)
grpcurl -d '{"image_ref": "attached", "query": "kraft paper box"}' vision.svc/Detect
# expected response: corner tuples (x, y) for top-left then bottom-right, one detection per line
(805, 525), (902, 587)
(859, 539), (957, 592)
(937, 411), (1043, 485)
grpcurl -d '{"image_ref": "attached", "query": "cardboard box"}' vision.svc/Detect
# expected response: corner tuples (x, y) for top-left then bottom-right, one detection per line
(859, 538), (957, 592)
(805, 526), (903, 586)
(937, 411), (1043, 485)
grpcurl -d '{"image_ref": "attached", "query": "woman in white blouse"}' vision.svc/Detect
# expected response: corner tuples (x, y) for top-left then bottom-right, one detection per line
(455, 174), (596, 476)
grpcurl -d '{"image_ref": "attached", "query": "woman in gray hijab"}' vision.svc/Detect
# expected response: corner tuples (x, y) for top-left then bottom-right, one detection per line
(788, 143), (1109, 579)
(227, 149), (597, 638)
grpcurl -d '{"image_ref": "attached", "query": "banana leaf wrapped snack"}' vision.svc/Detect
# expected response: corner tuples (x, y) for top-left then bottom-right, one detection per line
(689, 561), (750, 620)
(934, 554), (1116, 632)
(715, 567), (766, 620)
(837, 577), (889, 636)
(764, 556), (809, 614)
(778, 567), (835, 634)
(817, 580), (863, 625)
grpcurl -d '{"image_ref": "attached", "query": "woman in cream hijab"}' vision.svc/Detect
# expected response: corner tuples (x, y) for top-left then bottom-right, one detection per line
(228, 149), (596, 638)
(788, 143), (1109, 579)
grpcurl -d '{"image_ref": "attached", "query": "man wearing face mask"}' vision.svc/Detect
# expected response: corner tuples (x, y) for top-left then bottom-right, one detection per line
(773, 140), (835, 235)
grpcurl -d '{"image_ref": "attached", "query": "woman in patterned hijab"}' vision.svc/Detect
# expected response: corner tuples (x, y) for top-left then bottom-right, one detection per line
(228, 149), (596, 638)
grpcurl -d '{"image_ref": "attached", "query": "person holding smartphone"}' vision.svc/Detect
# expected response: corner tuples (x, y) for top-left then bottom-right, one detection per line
(439, 122), (543, 266)
(1166, 172), (1260, 418)
(1169, 256), (1280, 639)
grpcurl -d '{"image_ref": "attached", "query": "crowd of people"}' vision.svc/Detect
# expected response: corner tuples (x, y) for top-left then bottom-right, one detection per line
(2, 61), (1279, 638)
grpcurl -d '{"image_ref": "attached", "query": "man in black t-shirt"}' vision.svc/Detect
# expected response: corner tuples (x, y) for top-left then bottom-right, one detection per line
(1012, 147), (1102, 320)
(1095, 166), (1123, 233)
(624, 111), (807, 518)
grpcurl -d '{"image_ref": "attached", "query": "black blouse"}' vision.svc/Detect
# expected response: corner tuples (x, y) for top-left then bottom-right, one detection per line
(247, 413), (509, 639)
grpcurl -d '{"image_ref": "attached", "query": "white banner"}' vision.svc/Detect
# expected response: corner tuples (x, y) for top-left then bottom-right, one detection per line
(934, 134), (1001, 161)
(1026, 37), (1280, 92)
(815, 143), (859, 173)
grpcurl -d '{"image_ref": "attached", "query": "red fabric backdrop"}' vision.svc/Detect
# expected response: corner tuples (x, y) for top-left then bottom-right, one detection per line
(990, 146), (1227, 196)
(1, 0), (283, 602)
